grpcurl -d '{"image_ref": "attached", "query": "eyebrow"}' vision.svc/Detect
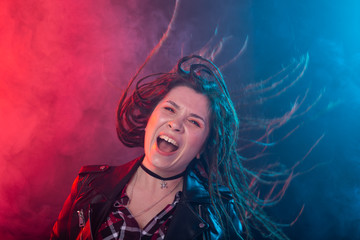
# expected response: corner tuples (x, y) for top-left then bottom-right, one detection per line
(166, 100), (206, 123)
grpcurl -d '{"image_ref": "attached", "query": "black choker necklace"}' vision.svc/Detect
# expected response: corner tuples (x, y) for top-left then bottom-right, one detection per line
(140, 164), (185, 189)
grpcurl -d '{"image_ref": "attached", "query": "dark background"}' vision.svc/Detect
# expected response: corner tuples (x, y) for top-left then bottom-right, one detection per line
(0, 0), (359, 239)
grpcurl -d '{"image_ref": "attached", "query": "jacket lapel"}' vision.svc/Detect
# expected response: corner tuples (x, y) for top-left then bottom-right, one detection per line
(84, 157), (227, 239)
(164, 170), (212, 240)
(164, 201), (209, 240)
(88, 156), (143, 238)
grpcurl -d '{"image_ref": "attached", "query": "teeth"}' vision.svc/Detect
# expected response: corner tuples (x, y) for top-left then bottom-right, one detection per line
(159, 135), (178, 147)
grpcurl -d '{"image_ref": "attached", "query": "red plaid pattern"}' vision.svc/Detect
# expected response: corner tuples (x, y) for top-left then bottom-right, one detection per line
(96, 185), (181, 240)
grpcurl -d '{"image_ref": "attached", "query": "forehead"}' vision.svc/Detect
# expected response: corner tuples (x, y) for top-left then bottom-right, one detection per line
(160, 86), (210, 119)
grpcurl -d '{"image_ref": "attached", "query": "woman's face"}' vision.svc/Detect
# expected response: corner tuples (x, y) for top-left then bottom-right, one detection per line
(143, 86), (211, 177)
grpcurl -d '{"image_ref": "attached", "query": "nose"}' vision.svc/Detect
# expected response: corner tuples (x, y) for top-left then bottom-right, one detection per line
(168, 119), (184, 133)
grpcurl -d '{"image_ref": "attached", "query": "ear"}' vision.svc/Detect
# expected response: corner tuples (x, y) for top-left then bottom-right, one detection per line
(196, 153), (200, 159)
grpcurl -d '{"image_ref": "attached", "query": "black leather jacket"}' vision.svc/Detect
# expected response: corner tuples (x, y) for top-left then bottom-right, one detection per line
(51, 156), (242, 240)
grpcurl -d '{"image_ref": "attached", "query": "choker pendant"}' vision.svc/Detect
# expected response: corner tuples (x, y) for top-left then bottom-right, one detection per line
(140, 164), (186, 189)
(160, 181), (168, 189)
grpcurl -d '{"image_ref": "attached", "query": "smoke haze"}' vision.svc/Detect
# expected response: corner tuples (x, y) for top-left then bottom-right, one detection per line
(0, 0), (359, 239)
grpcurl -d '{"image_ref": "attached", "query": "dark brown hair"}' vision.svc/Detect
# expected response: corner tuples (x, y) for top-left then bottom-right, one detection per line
(116, 55), (289, 239)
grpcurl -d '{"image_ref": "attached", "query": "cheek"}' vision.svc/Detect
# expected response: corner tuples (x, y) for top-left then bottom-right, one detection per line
(144, 115), (156, 146)
(145, 109), (161, 133)
(197, 128), (210, 152)
(144, 110), (166, 143)
(146, 113), (157, 129)
(189, 132), (208, 151)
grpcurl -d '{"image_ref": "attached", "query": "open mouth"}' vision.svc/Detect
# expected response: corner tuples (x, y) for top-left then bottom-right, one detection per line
(157, 135), (179, 153)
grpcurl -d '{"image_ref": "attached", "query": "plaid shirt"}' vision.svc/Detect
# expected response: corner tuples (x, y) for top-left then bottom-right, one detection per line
(96, 185), (181, 240)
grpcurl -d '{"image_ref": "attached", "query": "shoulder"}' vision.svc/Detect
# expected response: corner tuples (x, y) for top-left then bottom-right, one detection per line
(78, 156), (142, 176)
(74, 157), (142, 188)
(78, 164), (111, 175)
(183, 170), (243, 237)
(74, 156), (143, 194)
(185, 170), (234, 204)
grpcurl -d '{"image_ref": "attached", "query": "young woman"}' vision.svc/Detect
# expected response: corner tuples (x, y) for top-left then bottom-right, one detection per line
(51, 55), (288, 240)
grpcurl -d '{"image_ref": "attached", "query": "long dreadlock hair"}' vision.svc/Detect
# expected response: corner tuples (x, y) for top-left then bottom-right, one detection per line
(116, 55), (290, 239)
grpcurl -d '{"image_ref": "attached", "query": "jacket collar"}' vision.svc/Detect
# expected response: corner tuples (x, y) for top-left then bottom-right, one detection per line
(182, 170), (211, 203)
(182, 166), (233, 204)
(87, 156), (231, 238)
(88, 155), (143, 201)
(88, 156), (143, 238)
(89, 156), (231, 204)
(164, 200), (209, 240)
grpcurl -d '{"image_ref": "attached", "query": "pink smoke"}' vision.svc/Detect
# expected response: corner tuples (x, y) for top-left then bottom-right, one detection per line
(0, 0), (179, 238)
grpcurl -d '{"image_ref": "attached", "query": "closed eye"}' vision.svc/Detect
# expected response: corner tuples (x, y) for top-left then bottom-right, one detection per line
(189, 119), (200, 127)
(164, 106), (175, 113)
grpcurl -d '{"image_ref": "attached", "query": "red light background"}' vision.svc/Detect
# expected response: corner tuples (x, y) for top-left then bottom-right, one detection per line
(1, 0), (358, 239)
(0, 1), (245, 238)
(0, 0), (180, 238)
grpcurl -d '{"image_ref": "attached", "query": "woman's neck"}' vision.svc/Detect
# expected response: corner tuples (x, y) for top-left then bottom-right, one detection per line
(134, 166), (184, 192)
